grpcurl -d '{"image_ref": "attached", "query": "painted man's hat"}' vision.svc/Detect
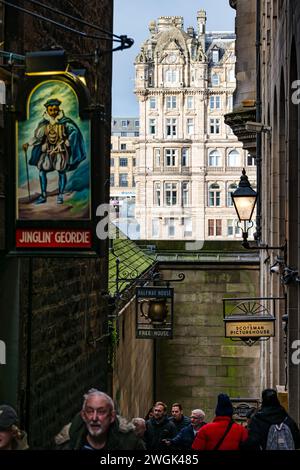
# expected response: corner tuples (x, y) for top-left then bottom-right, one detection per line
(44, 98), (62, 108)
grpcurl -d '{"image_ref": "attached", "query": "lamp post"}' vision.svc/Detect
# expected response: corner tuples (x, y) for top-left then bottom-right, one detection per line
(232, 169), (286, 253)
(231, 168), (257, 248)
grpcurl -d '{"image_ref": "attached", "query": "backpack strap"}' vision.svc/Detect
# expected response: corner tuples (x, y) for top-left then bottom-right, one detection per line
(213, 420), (234, 450)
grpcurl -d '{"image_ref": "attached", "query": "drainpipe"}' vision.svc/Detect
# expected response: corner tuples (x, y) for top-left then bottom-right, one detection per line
(255, 0), (262, 241)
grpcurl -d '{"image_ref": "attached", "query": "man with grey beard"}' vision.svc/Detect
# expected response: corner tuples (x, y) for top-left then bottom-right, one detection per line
(55, 389), (145, 450)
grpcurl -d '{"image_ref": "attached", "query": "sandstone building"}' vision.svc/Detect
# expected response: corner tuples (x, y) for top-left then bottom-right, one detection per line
(133, 11), (256, 241)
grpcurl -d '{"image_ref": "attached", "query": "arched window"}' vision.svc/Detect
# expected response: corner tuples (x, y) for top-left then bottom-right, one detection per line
(208, 150), (221, 167)
(208, 183), (221, 207)
(212, 74), (220, 86)
(228, 150), (240, 167)
(227, 183), (237, 207)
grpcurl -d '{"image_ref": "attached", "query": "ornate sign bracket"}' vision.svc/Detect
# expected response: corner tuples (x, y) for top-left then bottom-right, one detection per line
(223, 296), (286, 346)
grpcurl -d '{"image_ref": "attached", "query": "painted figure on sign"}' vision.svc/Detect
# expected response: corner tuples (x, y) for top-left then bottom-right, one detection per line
(22, 98), (86, 204)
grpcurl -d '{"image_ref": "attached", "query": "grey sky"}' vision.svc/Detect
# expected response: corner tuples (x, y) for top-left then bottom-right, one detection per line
(112, 0), (235, 117)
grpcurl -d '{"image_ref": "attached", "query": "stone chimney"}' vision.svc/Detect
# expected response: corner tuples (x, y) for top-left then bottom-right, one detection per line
(197, 9), (206, 51)
(187, 26), (195, 37)
(157, 16), (184, 32)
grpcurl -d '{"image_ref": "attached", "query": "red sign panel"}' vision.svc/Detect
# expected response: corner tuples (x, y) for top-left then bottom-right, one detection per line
(16, 229), (92, 248)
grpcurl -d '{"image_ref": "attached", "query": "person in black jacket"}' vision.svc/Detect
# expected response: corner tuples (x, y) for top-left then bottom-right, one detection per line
(241, 388), (300, 450)
(144, 401), (177, 450)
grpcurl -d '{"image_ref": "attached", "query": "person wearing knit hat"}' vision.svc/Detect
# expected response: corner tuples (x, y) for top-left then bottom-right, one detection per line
(192, 394), (248, 450)
(0, 405), (29, 450)
(215, 393), (234, 417)
(241, 389), (300, 450)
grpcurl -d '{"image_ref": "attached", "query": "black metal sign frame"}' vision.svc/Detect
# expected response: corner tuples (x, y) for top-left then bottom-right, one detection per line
(135, 286), (174, 339)
(223, 296), (286, 346)
(6, 54), (105, 257)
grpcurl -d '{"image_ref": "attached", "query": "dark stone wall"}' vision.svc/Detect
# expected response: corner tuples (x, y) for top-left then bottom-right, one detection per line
(0, 0), (113, 448)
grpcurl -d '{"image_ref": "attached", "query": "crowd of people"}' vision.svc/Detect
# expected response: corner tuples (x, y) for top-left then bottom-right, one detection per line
(1, 388), (300, 451)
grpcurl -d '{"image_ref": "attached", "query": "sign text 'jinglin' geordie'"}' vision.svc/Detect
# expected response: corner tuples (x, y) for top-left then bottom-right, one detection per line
(16, 229), (92, 248)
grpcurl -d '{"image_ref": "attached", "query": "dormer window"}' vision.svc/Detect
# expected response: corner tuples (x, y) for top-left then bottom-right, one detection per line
(212, 48), (219, 64)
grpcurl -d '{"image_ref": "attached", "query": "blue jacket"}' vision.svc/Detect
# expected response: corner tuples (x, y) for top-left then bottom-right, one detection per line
(170, 423), (206, 450)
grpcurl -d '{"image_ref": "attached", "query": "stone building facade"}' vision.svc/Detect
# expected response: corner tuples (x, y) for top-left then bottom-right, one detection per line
(227, 0), (300, 424)
(110, 117), (139, 223)
(134, 11), (256, 241)
(0, 0), (113, 448)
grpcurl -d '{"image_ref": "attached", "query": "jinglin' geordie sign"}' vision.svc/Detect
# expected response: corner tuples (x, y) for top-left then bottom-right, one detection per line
(8, 51), (104, 255)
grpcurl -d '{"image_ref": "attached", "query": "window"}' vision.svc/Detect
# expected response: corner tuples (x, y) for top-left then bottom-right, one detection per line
(208, 150), (221, 167)
(154, 148), (161, 167)
(216, 219), (222, 236)
(134, 131), (139, 137)
(210, 95), (221, 110)
(119, 158), (128, 167)
(119, 173), (128, 187)
(212, 49), (219, 63)
(165, 69), (179, 83)
(184, 217), (192, 237)
(154, 182), (161, 206)
(149, 118), (156, 135)
(166, 95), (177, 109)
(135, 120), (140, 127)
(121, 120), (128, 127)
(152, 218), (160, 237)
(187, 118), (194, 135)
(182, 147), (189, 166)
(182, 182), (189, 206)
(133, 158), (136, 167)
(120, 143), (127, 150)
(110, 174), (114, 186)
(227, 219), (241, 236)
(166, 118), (177, 137)
(247, 153), (256, 166)
(208, 183), (221, 207)
(186, 96), (194, 109)
(149, 97), (156, 109)
(132, 176), (136, 187)
(110, 158), (114, 167)
(166, 217), (175, 237)
(208, 219), (222, 236)
(165, 182), (177, 206)
(212, 74), (220, 86)
(165, 149), (177, 166)
(210, 118), (220, 134)
(208, 219), (214, 236)
(121, 132), (127, 137)
(227, 183), (237, 207)
(228, 150), (240, 167)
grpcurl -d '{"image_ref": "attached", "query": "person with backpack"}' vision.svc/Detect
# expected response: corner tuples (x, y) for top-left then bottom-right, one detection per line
(241, 388), (300, 450)
(192, 394), (248, 450)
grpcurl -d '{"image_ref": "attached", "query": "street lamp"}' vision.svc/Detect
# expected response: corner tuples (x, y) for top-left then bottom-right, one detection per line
(232, 169), (286, 253)
(231, 169), (257, 248)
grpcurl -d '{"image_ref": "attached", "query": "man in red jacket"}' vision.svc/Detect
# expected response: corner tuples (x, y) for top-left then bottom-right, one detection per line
(192, 394), (248, 450)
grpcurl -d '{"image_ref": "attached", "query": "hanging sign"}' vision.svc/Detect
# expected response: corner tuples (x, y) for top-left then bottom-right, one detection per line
(7, 50), (104, 255)
(135, 286), (174, 339)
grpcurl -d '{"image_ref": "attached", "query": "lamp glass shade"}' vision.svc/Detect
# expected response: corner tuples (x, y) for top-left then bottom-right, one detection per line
(232, 193), (257, 221)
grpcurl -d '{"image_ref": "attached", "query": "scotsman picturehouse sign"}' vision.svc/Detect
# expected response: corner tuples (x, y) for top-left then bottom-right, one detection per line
(7, 50), (104, 255)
